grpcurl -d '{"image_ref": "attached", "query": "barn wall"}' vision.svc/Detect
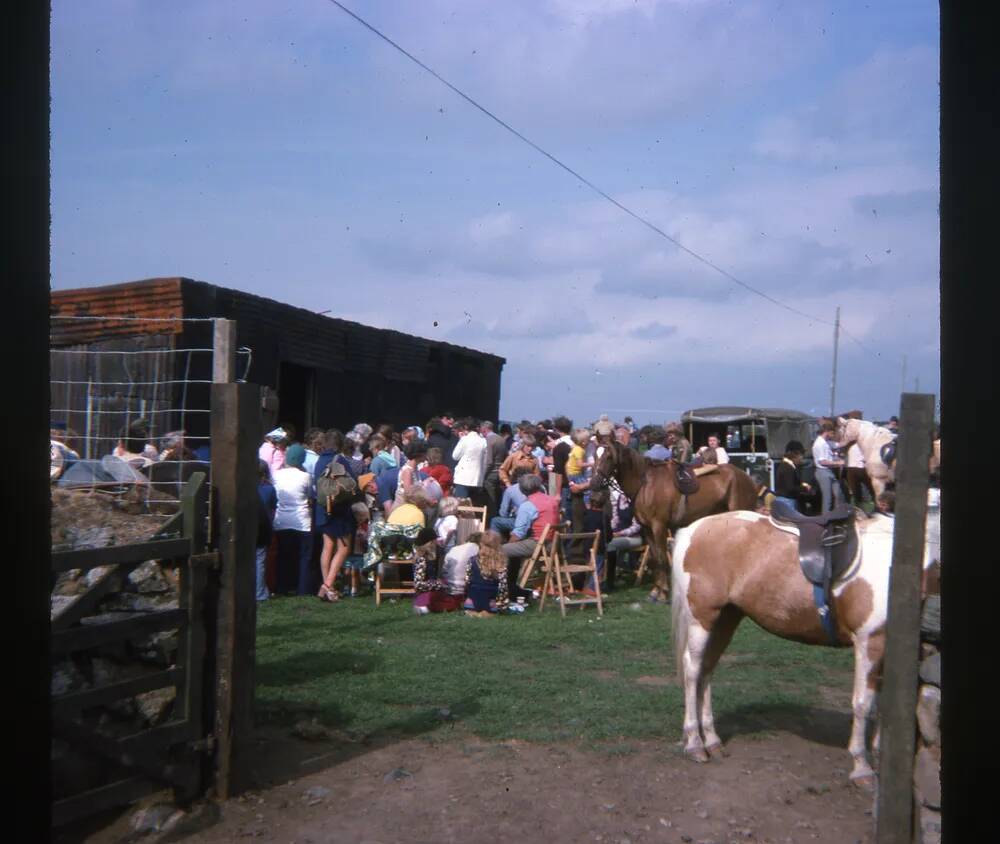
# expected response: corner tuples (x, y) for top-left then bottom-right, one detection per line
(51, 278), (505, 439)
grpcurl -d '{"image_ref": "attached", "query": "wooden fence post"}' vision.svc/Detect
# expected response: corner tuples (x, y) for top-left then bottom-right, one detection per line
(210, 381), (261, 799)
(876, 393), (935, 844)
(213, 319), (236, 385)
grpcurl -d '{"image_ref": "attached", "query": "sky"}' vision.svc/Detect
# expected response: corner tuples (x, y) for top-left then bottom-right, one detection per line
(51, 0), (940, 426)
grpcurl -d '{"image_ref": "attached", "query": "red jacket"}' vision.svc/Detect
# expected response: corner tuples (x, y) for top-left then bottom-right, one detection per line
(527, 491), (560, 541)
(426, 463), (453, 496)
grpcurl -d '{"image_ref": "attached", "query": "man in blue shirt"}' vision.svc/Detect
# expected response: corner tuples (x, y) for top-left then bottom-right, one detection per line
(375, 465), (401, 518)
(489, 466), (531, 536)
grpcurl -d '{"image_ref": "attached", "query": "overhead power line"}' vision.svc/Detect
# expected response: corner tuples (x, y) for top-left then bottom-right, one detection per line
(326, 0), (909, 366)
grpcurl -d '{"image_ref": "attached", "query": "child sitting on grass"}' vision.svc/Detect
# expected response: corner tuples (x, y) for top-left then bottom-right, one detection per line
(464, 530), (510, 616)
(413, 527), (470, 614)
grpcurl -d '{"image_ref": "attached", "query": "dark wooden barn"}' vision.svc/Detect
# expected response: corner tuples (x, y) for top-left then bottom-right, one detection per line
(50, 278), (505, 454)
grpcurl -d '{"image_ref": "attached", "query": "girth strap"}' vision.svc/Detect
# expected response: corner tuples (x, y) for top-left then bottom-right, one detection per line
(813, 583), (839, 644)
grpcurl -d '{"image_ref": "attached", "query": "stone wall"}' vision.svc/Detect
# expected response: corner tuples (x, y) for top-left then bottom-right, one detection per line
(51, 490), (182, 802)
(915, 593), (941, 843)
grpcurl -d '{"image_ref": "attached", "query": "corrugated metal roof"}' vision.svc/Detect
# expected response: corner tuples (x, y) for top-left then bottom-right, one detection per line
(50, 278), (186, 346)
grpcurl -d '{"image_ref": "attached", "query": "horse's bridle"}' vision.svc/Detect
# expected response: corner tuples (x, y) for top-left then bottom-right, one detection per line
(592, 442), (628, 497)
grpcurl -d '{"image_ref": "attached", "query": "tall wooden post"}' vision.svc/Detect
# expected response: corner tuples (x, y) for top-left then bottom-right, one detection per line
(876, 393), (934, 844)
(210, 373), (261, 799)
(213, 319), (236, 385)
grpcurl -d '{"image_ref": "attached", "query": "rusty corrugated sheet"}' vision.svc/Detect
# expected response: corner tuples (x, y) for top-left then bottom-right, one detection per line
(50, 278), (186, 346)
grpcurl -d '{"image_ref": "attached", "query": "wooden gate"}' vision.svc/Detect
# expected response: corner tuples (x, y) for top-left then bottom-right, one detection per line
(50, 473), (216, 827)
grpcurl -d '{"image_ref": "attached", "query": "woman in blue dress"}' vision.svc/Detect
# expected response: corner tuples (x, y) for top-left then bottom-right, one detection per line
(314, 429), (357, 602)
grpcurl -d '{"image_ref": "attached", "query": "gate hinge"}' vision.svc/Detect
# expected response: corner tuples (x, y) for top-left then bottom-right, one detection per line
(190, 552), (221, 569)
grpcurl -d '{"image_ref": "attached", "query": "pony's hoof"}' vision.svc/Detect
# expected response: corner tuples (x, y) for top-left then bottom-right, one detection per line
(684, 747), (710, 763)
(850, 773), (877, 792)
(705, 742), (729, 758)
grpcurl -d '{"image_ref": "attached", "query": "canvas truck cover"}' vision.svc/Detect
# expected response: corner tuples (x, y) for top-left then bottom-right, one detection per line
(680, 407), (817, 459)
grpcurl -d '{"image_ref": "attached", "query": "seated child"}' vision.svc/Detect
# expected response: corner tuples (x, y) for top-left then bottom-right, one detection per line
(434, 496), (460, 554)
(464, 530), (510, 615)
(413, 527), (470, 614)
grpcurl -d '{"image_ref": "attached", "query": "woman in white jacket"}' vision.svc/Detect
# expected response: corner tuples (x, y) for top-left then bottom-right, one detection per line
(450, 417), (487, 500)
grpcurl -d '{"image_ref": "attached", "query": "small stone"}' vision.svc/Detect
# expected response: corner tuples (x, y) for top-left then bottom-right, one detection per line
(129, 560), (173, 594)
(920, 596), (941, 643)
(919, 652), (941, 687)
(916, 685), (941, 746)
(302, 785), (331, 805)
(383, 767), (412, 783)
(602, 803), (616, 812)
(681, 836), (693, 843)
(696, 809), (709, 819)
(291, 719), (331, 742)
(51, 661), (88, 697)
(919, 805), (942, 844)
(135, 687), (176, 726)
(659, 817), (672, 828)
(130, 803), (176, 834)
(435, 708), (453, 721)
(914, 745), (941, 809)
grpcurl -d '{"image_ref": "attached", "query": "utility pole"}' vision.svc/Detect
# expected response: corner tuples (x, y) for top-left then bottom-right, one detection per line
(829, 306), (841, 418)
(901, 355), (907, 395)
(915, 376), (920, 392)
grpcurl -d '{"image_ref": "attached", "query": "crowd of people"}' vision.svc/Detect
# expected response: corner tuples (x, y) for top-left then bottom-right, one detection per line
(50, 407), (911, 617)
(250, 411), (771, 615)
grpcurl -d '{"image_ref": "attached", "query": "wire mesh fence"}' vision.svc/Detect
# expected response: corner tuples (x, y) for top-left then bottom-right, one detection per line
(49, 315), (251, 545)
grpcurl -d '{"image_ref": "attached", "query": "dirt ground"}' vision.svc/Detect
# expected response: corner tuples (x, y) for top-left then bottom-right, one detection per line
(80, 722), (876, 844)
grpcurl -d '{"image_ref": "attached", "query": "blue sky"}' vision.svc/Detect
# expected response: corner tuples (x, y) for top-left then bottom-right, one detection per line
(51, 0), (940, 425)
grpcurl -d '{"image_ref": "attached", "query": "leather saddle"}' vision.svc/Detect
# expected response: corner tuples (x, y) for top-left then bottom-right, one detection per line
(673, 461), (699, 496)
(770, 500), (859, 642)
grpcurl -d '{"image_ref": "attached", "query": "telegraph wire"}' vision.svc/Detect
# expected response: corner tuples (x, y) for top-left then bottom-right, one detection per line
(326, 0), (916, 368)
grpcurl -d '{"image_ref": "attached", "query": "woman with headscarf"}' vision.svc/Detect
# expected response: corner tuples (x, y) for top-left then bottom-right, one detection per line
(272, 443), (314, 596)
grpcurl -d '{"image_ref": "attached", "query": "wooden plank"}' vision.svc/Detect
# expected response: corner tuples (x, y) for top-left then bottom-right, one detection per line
(52, 776), (158, 828)
(51, 668), (182, 718)
(210, 381), (262, 799)
(51, 609), (187, 656)
(212, 318), (236, 383)
(51, 538), (192, 573)
(51, 562), (141, 631)
(876, 393), (935, 844)
(181, 472), (208, 553)
(52, 716), (191, 789)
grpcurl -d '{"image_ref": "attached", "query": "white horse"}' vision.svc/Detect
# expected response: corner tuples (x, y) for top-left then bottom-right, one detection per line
(835, 417), (896, 497)
(671, 509), (938, 788)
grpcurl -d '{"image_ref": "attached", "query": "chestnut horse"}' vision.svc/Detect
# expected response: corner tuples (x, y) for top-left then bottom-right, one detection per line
(592, 442), (758, 599)
(671, 509), (939, 787)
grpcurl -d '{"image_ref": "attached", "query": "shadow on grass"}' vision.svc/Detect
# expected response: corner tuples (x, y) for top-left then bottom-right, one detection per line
(244, 695), (483, 790)
(716, 701), (853, 748)
(255, 648), (383, 688)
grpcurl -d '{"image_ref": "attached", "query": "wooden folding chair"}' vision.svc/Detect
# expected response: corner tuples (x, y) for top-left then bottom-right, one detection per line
(517, 521), (571, 590)
(455, 505), (487, 543)
(540, 529), (604, 618)
(633, 536), (673, 587)
(632, 545), (652, 585)
(375, 550), (417, 607)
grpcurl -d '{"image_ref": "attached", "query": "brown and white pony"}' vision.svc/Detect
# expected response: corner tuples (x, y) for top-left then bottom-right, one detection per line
(592, 442), (759, 600)
(671, 509), (938, 787)
(835, 417), (896, 497)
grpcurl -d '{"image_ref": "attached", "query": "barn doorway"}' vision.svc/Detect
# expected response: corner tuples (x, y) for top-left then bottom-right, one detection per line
(277, 361), (315, 440)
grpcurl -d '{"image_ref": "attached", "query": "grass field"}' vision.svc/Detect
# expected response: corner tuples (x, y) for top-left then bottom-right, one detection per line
(254, 585), (855, 747)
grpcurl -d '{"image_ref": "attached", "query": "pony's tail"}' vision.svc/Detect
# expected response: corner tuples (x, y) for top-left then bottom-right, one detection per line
(671, 529), (691, 684)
